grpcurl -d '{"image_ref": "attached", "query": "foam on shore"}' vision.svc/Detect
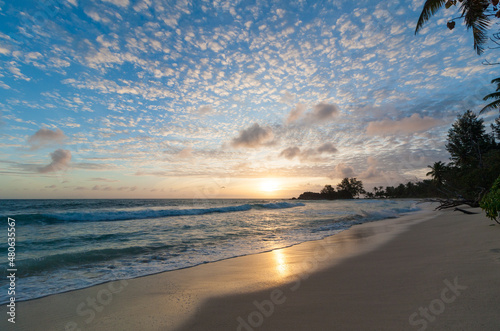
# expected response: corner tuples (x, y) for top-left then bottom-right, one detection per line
(3, 203), (499, 331)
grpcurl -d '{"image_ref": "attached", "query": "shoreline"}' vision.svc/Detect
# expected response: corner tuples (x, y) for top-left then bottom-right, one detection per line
(0, 198), (417, 305)
(179, 205), (500, 331)
(3, 203), (499, 330)
(1, 203), (434, 330)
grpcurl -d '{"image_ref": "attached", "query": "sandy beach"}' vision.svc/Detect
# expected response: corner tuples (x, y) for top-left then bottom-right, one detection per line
(3, 203), (500, 330)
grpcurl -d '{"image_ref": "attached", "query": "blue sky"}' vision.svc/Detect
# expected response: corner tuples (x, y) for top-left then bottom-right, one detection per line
(0, 0), (498, 199)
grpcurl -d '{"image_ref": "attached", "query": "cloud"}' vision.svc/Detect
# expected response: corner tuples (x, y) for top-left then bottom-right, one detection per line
(0, 81), (10, 89)
(280, 91), (295, 104)
(359, 157), (383, 179)
(177, 147), (193, 158)
(89, 177), (119, 182)
(317, 142), (338, 154)
(28, 128), (66, 150)
(330, 163), (355, 179)
(102, 0), (129, 7)
(306, 103), (340, 123)
(286, 103), (307, 124)
(92, 185), (113, 191)
(279, 146), (301, 159)
(198, 105), (213, 114)
(117, 186), (138, 191)
(366, 114), (445, 136)
(286, 103), (340, 125)
(279, 143), (337, 162)
(0, 46), (11, 55)
(231, 123), (274, 148)
(84, 10), (111, 23)
(38, 149), (72, 173)
(72, 162), (117, 170)
(8, 66), (30, 81)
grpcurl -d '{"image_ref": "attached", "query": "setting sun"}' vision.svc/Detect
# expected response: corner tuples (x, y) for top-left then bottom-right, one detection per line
(260, 179), (280, 192)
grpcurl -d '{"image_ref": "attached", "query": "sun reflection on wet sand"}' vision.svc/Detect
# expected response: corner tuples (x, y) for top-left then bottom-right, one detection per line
(273, 249), (289, 277)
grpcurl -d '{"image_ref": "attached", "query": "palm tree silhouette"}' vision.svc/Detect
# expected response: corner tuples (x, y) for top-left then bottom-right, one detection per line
(415, 0), (492, 55)
(481, 77), (500, 113)
(426, 161), (447, 185)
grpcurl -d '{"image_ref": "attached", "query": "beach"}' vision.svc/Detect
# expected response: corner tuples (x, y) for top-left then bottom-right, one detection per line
(3, 203), (500, 330)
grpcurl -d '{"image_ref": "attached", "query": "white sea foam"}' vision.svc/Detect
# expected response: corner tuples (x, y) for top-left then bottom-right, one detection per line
(0, 199), (419, 303)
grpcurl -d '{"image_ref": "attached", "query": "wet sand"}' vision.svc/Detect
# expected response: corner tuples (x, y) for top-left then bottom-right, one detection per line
(3, 203), (500, 330)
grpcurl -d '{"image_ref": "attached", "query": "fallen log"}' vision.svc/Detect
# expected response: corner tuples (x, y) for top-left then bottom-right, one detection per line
(433, 199), (480, 210)
(453, 207), (479, 215)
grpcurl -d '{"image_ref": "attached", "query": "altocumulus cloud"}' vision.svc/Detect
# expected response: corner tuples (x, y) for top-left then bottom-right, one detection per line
(176, 147), (193, 158)
(366, 114), (445, 136)
(38, 149), (71, 173)
(279, 146), (301, 159)
(28, 128), (66, 150)
(286, 103), (307, 124)
(231, 123), (274, 148)
(280, 142), (338, 162)
(359, 157), (384, 180)
(305, 103), (339, 124)
(198, 105), (213, 115)
(102, 0), (130, 7)
(317, 142), (338, 154)
(330, 163), (356, 179)
(287, 102), (340, 124)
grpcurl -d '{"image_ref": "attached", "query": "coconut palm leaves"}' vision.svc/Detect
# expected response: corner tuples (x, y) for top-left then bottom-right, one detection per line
(415, 0), (492, 55)
(415, 0), (448, 33)
(426, 161), (448, 185)
(462, 0), (492, 55)
(480, 77), (500, 113)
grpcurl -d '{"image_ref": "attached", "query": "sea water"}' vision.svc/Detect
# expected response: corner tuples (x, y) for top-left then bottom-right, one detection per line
(0, 198), (420, 303)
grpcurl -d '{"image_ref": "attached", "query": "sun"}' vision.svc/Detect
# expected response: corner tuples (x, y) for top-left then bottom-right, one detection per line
(260, 179), (280, 192)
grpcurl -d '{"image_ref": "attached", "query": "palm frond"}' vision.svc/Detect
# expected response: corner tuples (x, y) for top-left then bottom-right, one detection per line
(491, 77), (500, 91)
(480, 99), (500, 114)
(461, 0), (491, 55)
(415, 0), (448, 34)
(483, 91), (500, 101)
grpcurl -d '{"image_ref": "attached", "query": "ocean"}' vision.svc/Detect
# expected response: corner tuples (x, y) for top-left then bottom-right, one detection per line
(0, 198), (420, 304)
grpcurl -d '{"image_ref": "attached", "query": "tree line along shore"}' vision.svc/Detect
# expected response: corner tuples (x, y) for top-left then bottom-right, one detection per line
(293, 111), (500, 223)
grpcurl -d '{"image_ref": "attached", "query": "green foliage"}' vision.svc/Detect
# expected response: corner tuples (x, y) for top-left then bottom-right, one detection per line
(374, 180), (443, 199)
(336, 177), (365, 198)
(492, 117), (500, 140)
(415, 0), (448, 34)
(480, 175), (500, 223)
(415, 0), (496, 55)
(446, 110), (493, 169)
(298, 178), (365, 200)
(426, 161), (448, 185)
(481, 78), (500, 114)
(320, 184), (335, 196)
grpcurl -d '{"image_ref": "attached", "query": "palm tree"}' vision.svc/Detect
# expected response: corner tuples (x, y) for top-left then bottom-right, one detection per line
(480, 77), (500, 113)
(426, 161), (447, 185)
(415, 0), (492, 55)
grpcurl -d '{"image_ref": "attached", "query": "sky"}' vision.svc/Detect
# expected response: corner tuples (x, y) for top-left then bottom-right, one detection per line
(0, 0), (499, 199)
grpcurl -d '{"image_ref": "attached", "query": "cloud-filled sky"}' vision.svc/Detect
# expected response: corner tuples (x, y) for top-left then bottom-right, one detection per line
(0, 0), (498, 199)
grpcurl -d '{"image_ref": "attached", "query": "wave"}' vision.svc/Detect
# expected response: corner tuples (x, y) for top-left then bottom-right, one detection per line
(2, 244), (175, 277)
(9, 201), (306, 224)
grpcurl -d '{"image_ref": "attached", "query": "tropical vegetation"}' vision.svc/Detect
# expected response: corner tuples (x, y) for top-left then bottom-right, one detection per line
(480, 175), (500, 223)
(415, 1), (500, 219)
(415, 1), (500, 112)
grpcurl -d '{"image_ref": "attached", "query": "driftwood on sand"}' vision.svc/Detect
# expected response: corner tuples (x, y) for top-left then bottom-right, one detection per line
(453, 207), (479, 215)
(423, 188), (484, 212)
